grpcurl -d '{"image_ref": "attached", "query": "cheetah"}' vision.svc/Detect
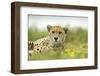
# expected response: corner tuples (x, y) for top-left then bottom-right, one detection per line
(28, 25), (68, 55)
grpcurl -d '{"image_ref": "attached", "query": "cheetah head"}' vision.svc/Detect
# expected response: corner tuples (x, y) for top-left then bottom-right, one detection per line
(47, 25), (68, 46)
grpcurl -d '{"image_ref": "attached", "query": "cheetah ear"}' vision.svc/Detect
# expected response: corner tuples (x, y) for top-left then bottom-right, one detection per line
(47, 25), (52, 31)
(63, 27), (68, 33)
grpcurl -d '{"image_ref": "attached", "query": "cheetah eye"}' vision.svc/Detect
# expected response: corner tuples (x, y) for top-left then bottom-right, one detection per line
(59, 32), (62, 34)
(52, 31), (55, 34)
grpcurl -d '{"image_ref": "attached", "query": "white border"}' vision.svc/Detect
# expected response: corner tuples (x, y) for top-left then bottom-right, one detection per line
(20, 7), (95, 70)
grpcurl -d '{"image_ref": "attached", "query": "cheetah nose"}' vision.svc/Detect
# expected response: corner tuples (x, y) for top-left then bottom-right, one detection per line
(54, 37), (58, 41)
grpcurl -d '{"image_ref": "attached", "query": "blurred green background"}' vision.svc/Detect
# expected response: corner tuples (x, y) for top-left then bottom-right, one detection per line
(28, 26), (88, 60)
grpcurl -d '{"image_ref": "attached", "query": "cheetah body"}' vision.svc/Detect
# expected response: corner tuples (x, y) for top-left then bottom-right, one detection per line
(28, 25), (68, 55)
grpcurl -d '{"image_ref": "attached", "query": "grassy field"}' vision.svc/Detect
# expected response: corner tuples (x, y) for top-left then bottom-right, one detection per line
(28, 26), (88, 60)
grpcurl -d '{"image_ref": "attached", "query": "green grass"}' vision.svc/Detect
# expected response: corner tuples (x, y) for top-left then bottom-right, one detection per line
(28, 26), (88, 60)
